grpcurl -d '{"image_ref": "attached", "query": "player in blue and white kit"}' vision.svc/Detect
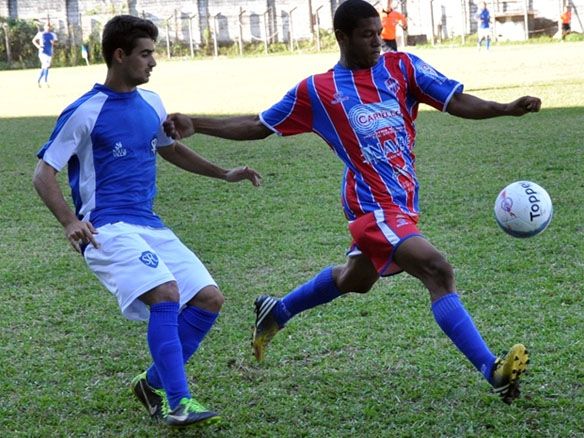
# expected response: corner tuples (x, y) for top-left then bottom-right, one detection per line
(477, 2), (492, 50)
(33, 15), (261, 427)
(166, 1), (541, 405)
(32, 23), (57, 87)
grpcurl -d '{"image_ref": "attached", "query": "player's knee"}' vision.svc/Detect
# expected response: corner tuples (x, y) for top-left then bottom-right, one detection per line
(424, 256), (454, 287)
(188, 285), (224, 313)
(142, 281), (180, 304)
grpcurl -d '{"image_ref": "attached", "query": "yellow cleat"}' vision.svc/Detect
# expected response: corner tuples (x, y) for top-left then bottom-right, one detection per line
(252, 295), (283, 361)
(491, 343), (529, 404)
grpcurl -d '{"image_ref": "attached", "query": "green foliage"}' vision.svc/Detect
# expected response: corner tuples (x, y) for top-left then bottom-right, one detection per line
(0, 17), (38, 68)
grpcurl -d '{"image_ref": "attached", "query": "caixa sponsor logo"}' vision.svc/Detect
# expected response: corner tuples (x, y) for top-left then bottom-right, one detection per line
(348, 102), (401, 135)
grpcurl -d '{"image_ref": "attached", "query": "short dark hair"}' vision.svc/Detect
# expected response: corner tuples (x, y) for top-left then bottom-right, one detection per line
(102, 15), (158, 67)
(333, 0), (379, 35)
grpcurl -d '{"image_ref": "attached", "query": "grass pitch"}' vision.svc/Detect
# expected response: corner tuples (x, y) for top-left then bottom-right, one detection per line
(0, 42), (583, 436)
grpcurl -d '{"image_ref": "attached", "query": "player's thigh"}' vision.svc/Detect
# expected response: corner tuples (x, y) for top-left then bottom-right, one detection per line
(144, 228), (218, 306)
(393, 235), (451, 280)
(84, 223), (175, 320)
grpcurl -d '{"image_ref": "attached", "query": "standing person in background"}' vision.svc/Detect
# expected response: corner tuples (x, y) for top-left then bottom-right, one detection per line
(380, 1), (407, 52)
(32, 14), (261, 428)
(81, 44), (90, 65)
(561, 5), (572, 40)
(32, 23), (57, 87)
(476, 2), (492, 50)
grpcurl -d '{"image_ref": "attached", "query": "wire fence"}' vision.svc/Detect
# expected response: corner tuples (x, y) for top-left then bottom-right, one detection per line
(1, 0), (578, 69)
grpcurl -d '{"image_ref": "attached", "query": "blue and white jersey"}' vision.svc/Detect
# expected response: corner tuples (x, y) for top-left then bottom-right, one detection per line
(37, 84), (174, 228)
(35, 31), (57, 56)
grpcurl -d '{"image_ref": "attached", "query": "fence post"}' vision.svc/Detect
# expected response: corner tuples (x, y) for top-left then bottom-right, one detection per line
(212, 13), (219, 57)
(165, 16), (171, 58)
(288, 7), (297, 51)
(263, 9), (270, 54)
(238, 7), (245, 56)
(2, 24), (11, 64)
(315, 6), (323, 51)
(188, 14), (196, 57)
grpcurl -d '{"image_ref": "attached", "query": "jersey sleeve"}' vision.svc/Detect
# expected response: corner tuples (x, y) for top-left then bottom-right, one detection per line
(137, 89), (174, 148)
(403, 53), (463, 112)
(37, 95), (105, 171)
(259, 78), (313, 136)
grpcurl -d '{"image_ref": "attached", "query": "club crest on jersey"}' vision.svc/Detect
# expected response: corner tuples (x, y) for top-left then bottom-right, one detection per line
(331, 91), (349, 104)
(112, 141), (127, 158)
(140, 251), (159, 268)
(151, 137), (158, 154)
(348, 102), (402, 135)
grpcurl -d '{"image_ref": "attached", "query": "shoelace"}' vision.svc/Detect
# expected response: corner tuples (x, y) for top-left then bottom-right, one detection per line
(183, 398), (208, 413)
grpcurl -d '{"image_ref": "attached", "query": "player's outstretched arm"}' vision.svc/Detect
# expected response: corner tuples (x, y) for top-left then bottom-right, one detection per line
(446, 93), (541, 119)
(158, 142), (262, 187)
(32, 160), (99, 253)
(164, 113), (272, 141)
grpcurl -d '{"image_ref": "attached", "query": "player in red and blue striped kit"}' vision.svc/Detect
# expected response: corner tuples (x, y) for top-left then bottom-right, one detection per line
(165, 0), (541, 404)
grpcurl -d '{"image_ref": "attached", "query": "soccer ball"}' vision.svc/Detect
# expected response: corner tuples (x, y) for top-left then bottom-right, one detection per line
(494, 181), (553, 238)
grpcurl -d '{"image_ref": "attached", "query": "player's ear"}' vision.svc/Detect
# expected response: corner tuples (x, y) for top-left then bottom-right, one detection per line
(112, 47), (126, 64)
(335, 29), (348, 44)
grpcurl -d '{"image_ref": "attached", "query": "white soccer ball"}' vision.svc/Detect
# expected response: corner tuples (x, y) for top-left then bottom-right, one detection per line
(494, 181), (553, 238)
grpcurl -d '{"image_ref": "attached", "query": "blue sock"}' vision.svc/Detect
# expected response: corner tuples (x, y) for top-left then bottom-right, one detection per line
(147, 301), (190, 410)
(273, 266), (342, 326)
(43, 68), (49, 82)
(432, 293), (496, 382)
(38, 69), (45, 82)
(147, 305), (218, 390)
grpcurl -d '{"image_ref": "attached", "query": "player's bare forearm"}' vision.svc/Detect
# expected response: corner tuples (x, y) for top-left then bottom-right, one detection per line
(33, 160), (99, 252)
(446, 93), (541, 119)
(33, 161), (79, 228)
(158, 142), (261, 186)
(164, 113), (272, 141)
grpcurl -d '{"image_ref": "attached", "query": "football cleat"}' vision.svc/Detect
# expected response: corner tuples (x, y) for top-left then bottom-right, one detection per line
(164, 397), (221, 427)
(131, 371), (168, 419)
(252, 295), (283, 361)
(491, 343), (529, 404)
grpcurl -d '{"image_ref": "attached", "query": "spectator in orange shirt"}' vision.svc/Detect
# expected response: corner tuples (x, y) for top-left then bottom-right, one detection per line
(381, 1), (407, 52)
(561, 5), (572, 40)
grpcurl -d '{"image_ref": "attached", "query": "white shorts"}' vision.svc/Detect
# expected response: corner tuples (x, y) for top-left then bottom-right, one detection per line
(39, 53), (52, 68)
(84, 222), (217, 321)
(478, 27), (491, 39)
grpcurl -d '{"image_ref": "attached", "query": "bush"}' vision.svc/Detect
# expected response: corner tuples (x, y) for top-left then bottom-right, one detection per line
(0, 18), (38, 69)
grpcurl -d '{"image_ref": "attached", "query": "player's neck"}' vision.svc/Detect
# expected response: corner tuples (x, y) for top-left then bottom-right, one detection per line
(104, 73), (137, 93)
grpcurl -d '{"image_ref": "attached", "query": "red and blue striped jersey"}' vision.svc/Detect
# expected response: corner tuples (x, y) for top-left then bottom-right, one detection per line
(260, 52), (463, 221)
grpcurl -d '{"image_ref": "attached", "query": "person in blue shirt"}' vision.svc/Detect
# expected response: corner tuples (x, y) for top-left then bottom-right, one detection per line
(33, 15), (261, 428)
(476, 2), (492, 50)
(32, 23), (58, 87)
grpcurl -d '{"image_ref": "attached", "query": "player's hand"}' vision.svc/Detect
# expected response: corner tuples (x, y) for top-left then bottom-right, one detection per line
(164, 113), (195, 140)
(508, 96), (542, 115)
(64, 220), (99, 253)
(224, 166), (262, 187)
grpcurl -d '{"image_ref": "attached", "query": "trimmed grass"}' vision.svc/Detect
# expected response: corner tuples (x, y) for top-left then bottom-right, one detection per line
(0, 43), (583, 436)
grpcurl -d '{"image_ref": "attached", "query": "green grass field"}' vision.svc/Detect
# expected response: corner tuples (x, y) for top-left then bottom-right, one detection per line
(1, 42), (583, 436)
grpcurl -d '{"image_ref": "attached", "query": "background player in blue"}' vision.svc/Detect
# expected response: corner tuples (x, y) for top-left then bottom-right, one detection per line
(476, 2), (492, 50)
(32, 23), (57, 87)
(165, 0), (542, 405)
(32, 15), (261, 427)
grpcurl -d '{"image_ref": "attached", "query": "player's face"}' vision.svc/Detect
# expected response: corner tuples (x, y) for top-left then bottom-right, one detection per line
(121, 37), (157, 86)
(341, 17), (382, 69)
